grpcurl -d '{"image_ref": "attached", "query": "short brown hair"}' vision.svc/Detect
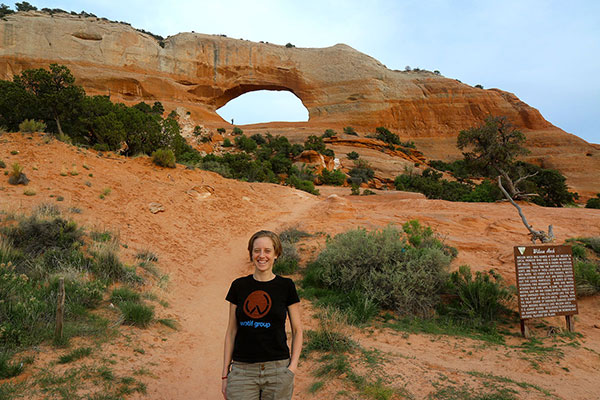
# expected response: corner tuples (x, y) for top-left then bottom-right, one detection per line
(247, 230), (282, 261)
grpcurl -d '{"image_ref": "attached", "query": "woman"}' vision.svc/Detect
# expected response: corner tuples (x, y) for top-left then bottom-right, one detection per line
(222, 230), (303, 400)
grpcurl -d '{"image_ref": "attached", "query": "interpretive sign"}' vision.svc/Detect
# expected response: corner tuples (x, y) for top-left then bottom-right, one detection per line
(514, 245), (578, 320)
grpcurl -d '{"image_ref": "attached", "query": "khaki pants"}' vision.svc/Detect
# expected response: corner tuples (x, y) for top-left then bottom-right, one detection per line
(226, 359), (294, 400)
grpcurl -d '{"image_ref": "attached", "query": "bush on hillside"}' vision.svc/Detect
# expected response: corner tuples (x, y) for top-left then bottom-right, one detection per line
(394, 168), (501, 203)
(374, 127), (400, 145)
(151, 148), (176, 168)
(319, 169), (346, 186)
(573, 260), (600, 297)
(348, 159), (374, 185)
(287, 174), (319, 195)
(343, 126), (357, 136)
(235, 134), (258, 153)
(585, 194), (600, 209)
(347, 151), (359, 160)
(322, 129), (337, 138)
(303, 223), (454, 317)
(273, 241), (300, 275)
(439, 265), (514, 325)
(18, 119), (46, 133)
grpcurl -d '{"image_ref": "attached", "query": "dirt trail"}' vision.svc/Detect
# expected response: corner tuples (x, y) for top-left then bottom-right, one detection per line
(132, 192), (320, 399)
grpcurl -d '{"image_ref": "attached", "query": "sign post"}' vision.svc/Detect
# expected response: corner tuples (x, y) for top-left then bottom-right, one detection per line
(514, 245), (578, 337)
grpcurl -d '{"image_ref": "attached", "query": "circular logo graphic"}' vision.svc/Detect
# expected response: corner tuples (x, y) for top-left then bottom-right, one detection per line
(243, 290), (272, 319)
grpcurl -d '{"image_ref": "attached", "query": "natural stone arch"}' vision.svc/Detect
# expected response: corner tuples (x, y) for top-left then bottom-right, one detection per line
(216, 87), (309, 124)
(212, 84), (306, 110)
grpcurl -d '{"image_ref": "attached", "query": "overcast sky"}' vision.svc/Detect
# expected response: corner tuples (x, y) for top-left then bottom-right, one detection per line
(18, 0), (600, 144)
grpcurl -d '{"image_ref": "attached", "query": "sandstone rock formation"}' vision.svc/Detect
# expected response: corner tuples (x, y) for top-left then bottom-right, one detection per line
(0, 11), (598, 196)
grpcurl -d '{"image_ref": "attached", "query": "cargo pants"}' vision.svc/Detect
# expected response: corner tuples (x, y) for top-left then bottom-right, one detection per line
(226, 358), (294, 400)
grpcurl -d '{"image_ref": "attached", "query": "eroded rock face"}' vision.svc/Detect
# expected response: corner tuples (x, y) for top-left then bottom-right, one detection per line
(1, 12), (598, 196)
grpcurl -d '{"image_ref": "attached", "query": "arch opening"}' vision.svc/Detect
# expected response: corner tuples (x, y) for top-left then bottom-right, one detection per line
(216, 89), (309, 125)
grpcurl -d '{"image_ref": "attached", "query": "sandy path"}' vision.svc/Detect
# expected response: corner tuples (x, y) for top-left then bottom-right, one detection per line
(134, 193), (319, 400)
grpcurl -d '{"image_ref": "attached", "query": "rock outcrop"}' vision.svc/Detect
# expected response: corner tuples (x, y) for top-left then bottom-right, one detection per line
(1, 12), (598, 196)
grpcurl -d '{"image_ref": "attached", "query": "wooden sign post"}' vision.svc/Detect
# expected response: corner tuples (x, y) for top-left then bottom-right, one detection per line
(514, 245), (578, 337)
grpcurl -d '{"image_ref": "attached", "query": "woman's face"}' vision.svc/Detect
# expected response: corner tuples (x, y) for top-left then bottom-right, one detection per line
(252, 236), (277, 274)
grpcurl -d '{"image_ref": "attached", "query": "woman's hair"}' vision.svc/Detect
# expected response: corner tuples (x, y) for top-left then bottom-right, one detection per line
(247, 230), (282, 260)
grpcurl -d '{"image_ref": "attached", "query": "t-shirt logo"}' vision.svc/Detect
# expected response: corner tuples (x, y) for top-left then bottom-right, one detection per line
(243, 290), (272, 318)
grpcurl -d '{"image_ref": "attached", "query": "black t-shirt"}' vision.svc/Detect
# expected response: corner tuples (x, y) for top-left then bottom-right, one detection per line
(226, 274), (300, 363)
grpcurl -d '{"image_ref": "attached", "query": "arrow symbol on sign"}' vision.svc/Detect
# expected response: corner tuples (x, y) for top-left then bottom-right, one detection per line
(518, 246), (526, 255)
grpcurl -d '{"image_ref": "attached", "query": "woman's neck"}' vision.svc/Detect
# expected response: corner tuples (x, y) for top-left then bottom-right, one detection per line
(253, 270), (276, 282)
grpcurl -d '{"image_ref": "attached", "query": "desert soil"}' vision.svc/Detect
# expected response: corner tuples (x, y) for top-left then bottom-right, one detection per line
(1, 133), (600, 399)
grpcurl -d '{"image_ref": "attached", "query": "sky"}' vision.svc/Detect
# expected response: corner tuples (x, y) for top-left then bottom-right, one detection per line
(14, 0), (600, 144)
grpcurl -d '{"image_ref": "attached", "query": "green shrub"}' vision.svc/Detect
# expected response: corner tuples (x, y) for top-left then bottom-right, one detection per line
(90, 230), (111, 242)
(343, 126), (357, 136)
(586, 194), (600, 209)
(576, 237), (600, 255)
(3, 215), (83, 257)
(350, 184), (360, 195)
(0, 352), (24, 379)
(273, 241), (299, 275)
(304, 135), (327, 153)
(571, 244), (586, 259)
(348, 159), (374, 185)
(8, 163), (29, 186)
(302, 288), (379, 325)
(319, 169), (346, 186)
(394, 169), (501, 203)
(110, 287), (141, 304)
(235, 135), (258, 153)
(51, 277), (105, 309)
(374, 127), (400, 145)
(398, 140), (416, 149)
(222, 138), (232, 147)
(0, 160), (5, 168)
(287, 174), (319, 195)
(57, 347), (92, 364)
(18, 119), (46, 133)
(303, 309), (355, 354)
(250, 133), (266, 145)
(119, 301), (154, 327)
(92, 143), (110, 152)
(217, 127), (226, 134)
(347, 151), (359, 160)
(439, 265), (514, 325)
(429, 159), (474, 179)
(92, 246), (128, 282)
(232, 127), (243, 135)
(573, 260), (600, 297)
(303, 224), (453, 317)
(151, 148), (175, 168)
(514, 162), (577, 207)
(322, 129), (337, 138)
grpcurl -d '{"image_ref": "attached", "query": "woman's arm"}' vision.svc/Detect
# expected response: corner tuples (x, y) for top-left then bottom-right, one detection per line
(222, 303), (237, 399)
(287, 302), (303, 374)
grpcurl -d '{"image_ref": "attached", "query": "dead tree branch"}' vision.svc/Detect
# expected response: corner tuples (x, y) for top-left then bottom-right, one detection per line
(498, 176), (554, 243)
